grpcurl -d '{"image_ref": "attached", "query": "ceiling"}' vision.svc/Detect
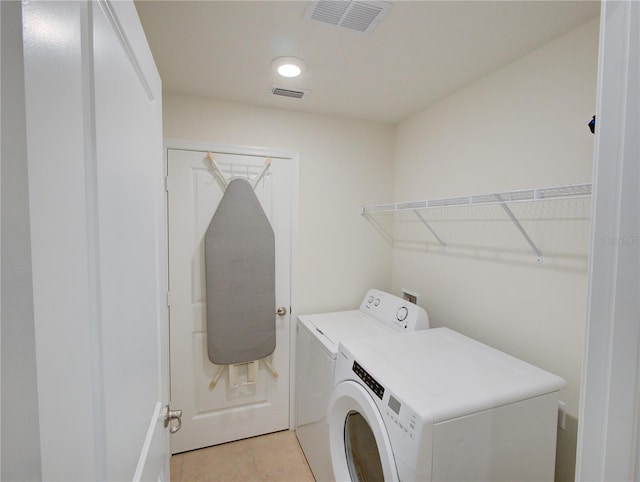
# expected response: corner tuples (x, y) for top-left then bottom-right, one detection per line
(135, 0), (600, 124)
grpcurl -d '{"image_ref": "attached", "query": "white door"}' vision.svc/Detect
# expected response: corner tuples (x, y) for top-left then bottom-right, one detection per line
(92, 2), (170, 479)
(21, 1), (171, 480)
(167, 147), (294, 453)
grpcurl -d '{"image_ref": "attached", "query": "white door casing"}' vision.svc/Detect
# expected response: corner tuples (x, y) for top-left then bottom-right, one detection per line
(166, 145), (296, 453)
(22, 1), (169, 480)
(577, 1), (640, 480)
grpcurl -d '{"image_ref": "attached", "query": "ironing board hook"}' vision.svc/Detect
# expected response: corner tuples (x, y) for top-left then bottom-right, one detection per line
(206, 152), (271, 191)
(252, 158), (272, 189)
(206, 152), (229, 190)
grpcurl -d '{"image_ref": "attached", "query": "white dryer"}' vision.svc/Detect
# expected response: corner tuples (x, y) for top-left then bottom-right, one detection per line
(328, 327), (567, 482)
(295, 289), (429, 482)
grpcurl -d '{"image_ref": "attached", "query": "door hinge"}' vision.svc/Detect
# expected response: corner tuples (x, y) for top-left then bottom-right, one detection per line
(166, 291), (171, 307)
(164, 176), (170, 192)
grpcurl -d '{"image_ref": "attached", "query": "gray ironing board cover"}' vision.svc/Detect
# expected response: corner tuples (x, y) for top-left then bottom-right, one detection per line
(204, 178), (276, 365)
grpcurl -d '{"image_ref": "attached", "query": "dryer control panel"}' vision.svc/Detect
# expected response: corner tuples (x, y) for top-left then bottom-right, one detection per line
(351, 358), (420, 441)
(351, 360), (419, 443)
(384, 393), (419, 442)
(359, 289), (429, 331)
(352, 361), (384, 399)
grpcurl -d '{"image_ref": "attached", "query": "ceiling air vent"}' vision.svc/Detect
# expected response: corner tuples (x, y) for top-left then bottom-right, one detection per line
(304, 0), (391, 34)
(270, 86), (310, 99)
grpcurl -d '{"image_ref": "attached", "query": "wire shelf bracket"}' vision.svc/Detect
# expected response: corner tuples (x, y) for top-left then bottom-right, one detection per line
(495, 193), (543, 263)
(413, 209), (446, 251)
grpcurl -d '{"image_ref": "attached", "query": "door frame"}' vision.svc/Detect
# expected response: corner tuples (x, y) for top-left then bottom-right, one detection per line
(576, 1), (640, 480)
(163, 138), (300, 430)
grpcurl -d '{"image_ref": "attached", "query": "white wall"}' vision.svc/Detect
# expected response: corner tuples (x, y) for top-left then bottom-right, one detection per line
(392, 18), (599, 481)
(163, 94), (395, 313)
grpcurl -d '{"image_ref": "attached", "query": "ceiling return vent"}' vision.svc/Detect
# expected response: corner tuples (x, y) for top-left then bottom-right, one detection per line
(304, 0), (391, 34)
(270, 86), (310, 99)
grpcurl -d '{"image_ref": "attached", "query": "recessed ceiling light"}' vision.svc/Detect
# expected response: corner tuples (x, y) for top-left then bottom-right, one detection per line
(278, 63), (301, 78)
(272, 57), (305, 78)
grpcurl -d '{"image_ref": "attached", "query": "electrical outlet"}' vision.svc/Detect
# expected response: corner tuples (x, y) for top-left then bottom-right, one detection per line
(558, 400), (566, 430)
(402, 289), (419, 304)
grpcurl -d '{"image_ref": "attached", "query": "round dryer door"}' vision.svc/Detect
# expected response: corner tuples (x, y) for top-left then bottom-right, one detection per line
(327, 380), (398, 482)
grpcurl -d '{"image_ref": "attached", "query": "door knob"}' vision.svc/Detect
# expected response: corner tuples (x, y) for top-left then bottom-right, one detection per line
(276, 306), (287, 316)
(164, 405), (182, 434)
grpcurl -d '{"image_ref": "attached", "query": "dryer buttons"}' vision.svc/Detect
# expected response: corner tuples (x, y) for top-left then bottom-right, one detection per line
(386, 407), (417, 440)
(352, 361), (385, 400)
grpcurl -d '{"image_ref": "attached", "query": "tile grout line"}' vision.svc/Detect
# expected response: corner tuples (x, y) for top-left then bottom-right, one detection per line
(249, 437), (261, 481)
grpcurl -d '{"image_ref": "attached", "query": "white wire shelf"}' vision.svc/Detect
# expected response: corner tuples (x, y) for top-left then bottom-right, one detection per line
(361, 183), (592, 214)
(361, 183), (592, 264)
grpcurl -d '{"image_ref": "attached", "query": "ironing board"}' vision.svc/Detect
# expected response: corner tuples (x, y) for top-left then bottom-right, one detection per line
(204, 177), (276, 365)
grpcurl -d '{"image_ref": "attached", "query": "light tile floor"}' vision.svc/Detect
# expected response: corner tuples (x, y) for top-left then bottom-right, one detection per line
(170, 430), (316, 482)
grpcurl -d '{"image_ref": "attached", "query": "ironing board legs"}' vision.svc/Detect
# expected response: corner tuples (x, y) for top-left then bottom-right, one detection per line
(209, 364), (227, 389)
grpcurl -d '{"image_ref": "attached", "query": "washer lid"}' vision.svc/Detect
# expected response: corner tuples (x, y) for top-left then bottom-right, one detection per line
(298, 311), (394, 358)
(339, 327), (567, 422)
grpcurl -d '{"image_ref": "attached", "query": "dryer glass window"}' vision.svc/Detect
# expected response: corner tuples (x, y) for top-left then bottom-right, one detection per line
(344, 411), (384, 481)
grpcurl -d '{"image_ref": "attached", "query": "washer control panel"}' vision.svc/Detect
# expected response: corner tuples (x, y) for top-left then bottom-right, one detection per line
(360, 289), (429, 331)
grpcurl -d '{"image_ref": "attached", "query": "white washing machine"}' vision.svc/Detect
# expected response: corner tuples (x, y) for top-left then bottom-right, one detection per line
(295, 289), (429, 482)
(328, 327), (567, 482)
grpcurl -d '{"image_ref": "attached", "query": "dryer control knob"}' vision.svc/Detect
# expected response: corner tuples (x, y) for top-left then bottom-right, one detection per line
(368, 296), (374, 304)
(374, 298), (380, 306)
(397, 306), (409, 322)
